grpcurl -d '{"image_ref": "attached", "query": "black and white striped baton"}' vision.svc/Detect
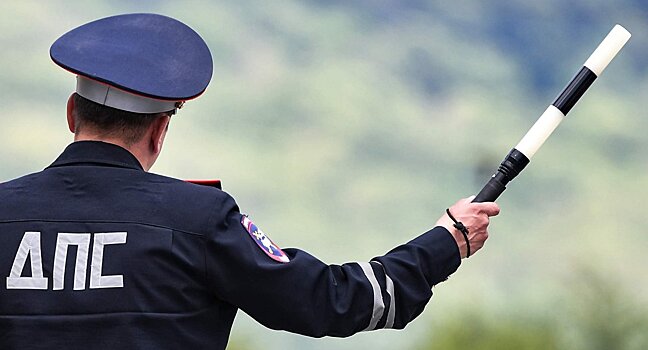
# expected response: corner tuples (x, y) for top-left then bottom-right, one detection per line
(473, 25), (631, 203)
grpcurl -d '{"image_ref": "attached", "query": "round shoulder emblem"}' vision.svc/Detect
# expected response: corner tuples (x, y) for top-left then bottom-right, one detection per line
(241, 216), (290, 263)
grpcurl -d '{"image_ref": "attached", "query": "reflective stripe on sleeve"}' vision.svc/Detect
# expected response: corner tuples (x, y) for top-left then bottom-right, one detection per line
(358, 262), (385, 331)
(373, 261), (396, 329)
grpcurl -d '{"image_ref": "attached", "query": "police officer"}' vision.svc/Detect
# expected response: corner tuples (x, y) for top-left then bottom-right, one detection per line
(0, 13), (499, 349)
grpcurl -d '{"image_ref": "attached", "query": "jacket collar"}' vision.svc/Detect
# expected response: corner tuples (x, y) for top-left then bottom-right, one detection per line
(47, 141), (144, 171)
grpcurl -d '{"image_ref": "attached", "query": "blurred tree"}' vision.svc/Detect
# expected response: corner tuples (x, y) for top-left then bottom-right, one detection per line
(417, 311), (560, 350)
(560, 268), (648, 350)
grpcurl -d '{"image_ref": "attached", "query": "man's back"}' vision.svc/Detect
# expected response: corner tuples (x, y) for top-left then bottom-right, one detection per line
(0, 141), (236, 349)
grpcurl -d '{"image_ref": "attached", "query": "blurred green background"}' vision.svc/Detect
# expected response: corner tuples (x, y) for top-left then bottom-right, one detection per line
(1, 1), (647, 349)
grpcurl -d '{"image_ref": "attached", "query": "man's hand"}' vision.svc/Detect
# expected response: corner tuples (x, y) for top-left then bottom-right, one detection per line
(435, 196), (500, 259)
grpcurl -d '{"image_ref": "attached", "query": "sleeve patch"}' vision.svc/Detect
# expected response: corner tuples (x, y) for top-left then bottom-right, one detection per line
(241, 216), (290, 263)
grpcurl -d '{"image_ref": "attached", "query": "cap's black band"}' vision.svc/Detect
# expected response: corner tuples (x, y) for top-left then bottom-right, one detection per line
(446, 208), (471, 258)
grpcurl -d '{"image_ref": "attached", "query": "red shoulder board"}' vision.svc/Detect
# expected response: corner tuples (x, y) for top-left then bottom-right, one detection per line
(185, 179), (222, 190)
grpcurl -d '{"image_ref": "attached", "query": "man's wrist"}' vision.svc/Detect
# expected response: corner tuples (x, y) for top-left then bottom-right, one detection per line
(435, 215), (468, 259)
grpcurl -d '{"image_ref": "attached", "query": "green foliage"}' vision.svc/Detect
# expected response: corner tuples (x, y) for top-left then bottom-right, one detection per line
(559, 269), (648, 350)
(418, 269), (648, 350)
(420, 313), (560, 350)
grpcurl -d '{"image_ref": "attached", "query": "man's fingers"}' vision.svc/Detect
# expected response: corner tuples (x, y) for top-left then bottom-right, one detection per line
(450, 198), (500, 217)
(456, 196), (476, 205)
(471, 202), (500, 217)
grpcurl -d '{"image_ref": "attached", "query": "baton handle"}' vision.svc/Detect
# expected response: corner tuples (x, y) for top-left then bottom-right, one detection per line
(472, 148), (529, 203)
(473, 176), (507, 203)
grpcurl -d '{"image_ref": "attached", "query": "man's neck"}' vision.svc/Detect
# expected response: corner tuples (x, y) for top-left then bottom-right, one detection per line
(74, 134), (152, 171)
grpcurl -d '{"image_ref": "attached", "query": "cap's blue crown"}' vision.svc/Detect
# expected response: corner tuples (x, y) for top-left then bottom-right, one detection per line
(50, 13), (213, 103)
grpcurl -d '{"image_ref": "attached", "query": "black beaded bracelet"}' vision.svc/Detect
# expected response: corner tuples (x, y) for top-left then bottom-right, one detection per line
(446, 208), (471, 258)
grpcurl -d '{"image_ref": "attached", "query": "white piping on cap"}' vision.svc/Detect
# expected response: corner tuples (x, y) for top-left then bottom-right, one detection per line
(76, 76), (178, 114)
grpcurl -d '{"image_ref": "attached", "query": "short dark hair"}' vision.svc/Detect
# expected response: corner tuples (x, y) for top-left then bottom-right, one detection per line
(72, 93), (171, 145)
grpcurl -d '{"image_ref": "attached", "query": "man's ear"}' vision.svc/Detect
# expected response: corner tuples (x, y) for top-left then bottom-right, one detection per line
(150, 115), (171, 154)
(66, 94), (76, 134)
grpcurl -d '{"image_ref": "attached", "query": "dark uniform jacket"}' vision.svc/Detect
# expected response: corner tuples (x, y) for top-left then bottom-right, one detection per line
(0, 141), (461, 349)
